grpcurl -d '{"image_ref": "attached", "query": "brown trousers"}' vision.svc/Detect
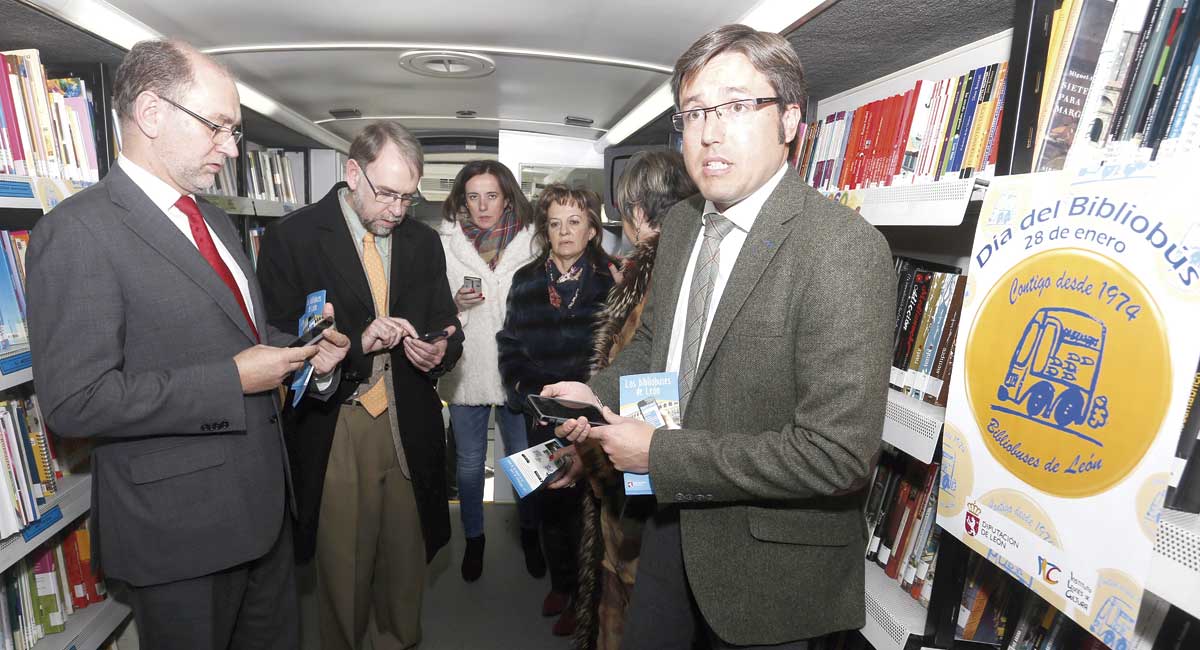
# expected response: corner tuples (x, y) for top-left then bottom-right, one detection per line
(316, 404), (424, 650)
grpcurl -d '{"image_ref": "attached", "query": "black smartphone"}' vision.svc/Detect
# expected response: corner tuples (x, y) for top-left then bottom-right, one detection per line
(287, 316), (334, 348)
(526, 395), (606, 427)
(418, 328), (449, 343)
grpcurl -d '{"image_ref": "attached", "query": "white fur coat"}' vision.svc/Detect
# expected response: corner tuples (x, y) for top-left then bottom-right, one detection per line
(437, 220), (541, 405)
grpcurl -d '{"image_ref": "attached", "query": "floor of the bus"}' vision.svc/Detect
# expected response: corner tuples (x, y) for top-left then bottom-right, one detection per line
(298, 436), (572, 649)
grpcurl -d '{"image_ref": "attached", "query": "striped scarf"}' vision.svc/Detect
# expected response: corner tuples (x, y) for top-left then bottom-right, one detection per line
(460, 207), (522, 269)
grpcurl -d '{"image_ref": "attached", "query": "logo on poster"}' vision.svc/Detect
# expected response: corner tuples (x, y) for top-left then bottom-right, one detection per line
(1038, 556), (1061, 584)
(965, 503), (981, 537)
(965, 249), (1170, 497)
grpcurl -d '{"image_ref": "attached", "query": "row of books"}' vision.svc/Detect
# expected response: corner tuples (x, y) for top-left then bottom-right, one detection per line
(890, 256), (965, 407)
(0, 395), (72, 539)
(1055, 0), (1200, 167)
(243, 146), (305, 205)
(796, 62), (1008, 192)
(1, 518), (105, 650)
(864, 446), (941, 608)
(0, 49), (100, 184)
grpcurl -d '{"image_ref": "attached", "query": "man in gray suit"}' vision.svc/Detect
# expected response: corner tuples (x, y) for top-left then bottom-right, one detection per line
(547, 25), (895, 649)
(27, 39), (349, 649)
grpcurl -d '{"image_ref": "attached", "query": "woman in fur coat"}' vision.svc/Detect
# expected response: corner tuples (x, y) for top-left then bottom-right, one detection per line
(498, 184), (616, 636)
(437, 160), (544, 583)
(571, 151), (698, 650)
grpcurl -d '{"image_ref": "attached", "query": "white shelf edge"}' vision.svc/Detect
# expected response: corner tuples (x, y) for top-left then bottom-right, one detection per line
(861, 558), (928, 650)
(30, 597), (131, 650)
(252, 199), (298, 218)
(0, 364), (33, 392)
(1147, 508), (1200, 620)
(882, 388), (944, 464)
(0, 473), (91, 575)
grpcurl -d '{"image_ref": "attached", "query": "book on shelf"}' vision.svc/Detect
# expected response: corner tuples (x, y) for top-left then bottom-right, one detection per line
(0, 518), (107, 649)
(1052, 0), (1200, 162)
(798, 59), (1009, 194)
(0, 49), (101, 185)
(889, 256), (965, 406)
(863, 445), (944, 608)
(242, 144), (304, 204)
(996, 0), (1056, 175)
(1034, 0), (1118, 171)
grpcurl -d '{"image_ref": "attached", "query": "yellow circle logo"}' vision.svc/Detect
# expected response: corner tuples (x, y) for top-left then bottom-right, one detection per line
(965, 248), (1170, 497)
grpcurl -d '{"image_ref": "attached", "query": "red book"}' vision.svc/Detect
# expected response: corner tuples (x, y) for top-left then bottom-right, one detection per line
(891, 83), (923, 180)
(838, 106), (868, 189)
(889, 461), (938, 579)
(873, 95), (902, 186)
(0, 58), (27, 175)
(851, 100), (878, 189)
(875, 477), (912, 569)
(61, 529), (88, 610)
(74, 525), (104, 603)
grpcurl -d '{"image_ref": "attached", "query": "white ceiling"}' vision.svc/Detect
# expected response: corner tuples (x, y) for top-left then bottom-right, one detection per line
(103, 0), (765, 143)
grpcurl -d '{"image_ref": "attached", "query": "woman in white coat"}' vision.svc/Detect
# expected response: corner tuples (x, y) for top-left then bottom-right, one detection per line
(438, 160), (542, 582)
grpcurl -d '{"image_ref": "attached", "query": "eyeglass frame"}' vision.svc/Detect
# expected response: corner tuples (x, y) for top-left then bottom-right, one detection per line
(670, 97), (781, 133)
(158, 95), (244, 145)
(357, 163), (423, 207)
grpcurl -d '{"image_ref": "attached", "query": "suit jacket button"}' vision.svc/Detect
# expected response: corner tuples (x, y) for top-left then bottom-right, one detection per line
(201, 424), (210, 432)
(269, 415), (278, 424)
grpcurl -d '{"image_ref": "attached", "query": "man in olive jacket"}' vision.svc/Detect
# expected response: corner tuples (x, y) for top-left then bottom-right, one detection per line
(547, 25), (895, 649)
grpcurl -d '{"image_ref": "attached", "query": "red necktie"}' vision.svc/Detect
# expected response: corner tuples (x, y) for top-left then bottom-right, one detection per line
(174, 195), (260, 342)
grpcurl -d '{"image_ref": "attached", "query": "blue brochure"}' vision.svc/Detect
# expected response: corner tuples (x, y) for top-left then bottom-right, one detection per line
(290, 290), (326, 407)
(618, 372), (680, 496)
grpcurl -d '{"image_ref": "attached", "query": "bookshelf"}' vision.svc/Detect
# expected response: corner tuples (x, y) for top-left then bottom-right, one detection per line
(29, 597), (130, 650)
(0, 176), (40, 210)
(1147, 510), (1200, 620)
(0, 474), (90, 575)
(882, 389), (945, 465)
(862, 559), (930, 650)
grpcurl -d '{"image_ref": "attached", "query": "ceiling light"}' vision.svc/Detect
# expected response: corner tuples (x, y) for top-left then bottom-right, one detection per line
(564, 115), (594, 127)
(456, 110), (478, 118)
(329, 108), (362, 119)
(398, 50), (496, 79)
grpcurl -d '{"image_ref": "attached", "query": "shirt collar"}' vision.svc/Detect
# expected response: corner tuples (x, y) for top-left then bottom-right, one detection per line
(701, 162), (789, 233)
(339, 186), (381, 247)
(118, 155), (192, 214)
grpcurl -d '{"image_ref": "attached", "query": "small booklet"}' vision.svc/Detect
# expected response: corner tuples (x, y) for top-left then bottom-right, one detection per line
(289, 290), (326, 407)
(499, 438), (568, 499)
(618, 372), (680, 496)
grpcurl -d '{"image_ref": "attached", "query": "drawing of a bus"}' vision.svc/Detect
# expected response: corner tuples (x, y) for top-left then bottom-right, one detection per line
(996, 307), (1108, 429)
(1089, 595), (1133, 650)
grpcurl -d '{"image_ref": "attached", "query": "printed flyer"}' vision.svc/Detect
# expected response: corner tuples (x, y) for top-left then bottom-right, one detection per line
(936, 158), (1200, 650)
(619, 372), (680, 496)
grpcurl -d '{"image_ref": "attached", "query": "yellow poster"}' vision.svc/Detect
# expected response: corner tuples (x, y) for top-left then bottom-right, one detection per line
(937, 158), (1200, 649)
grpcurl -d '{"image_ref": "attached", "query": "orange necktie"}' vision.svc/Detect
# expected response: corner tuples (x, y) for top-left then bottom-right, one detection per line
(358, 232), (389, 417)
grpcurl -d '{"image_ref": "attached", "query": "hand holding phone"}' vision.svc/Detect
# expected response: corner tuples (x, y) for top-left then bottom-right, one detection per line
(527, 395), (607, 427)
(287, 316), (334, 348)
(418, 328), (449, 343)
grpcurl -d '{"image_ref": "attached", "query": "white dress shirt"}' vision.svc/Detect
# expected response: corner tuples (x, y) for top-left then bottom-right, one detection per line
(665, 163), (789, 375)
(118, 156), (256, 325)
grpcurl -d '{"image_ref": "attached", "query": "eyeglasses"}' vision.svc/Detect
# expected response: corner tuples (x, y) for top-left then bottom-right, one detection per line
(360, 166), (423, 207)
(160, 95), (244, 145)
(671, 97), (780, 132)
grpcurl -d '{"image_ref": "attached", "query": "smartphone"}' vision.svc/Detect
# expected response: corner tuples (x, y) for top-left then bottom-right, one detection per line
(287, 315), (334, 348)
(462, 276), (482, 292)
(418, 328), (449, 343)
(526, 395), (606, 427)
(637, 398), (666, 428)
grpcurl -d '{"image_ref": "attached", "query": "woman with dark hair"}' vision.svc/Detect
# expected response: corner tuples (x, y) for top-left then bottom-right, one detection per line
(570, 150), (697, 650)
(497, 184), (616, 636)
(438, 160), (543, 583)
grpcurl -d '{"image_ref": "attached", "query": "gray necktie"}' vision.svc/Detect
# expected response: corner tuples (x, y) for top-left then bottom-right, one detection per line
(678, 212), (736, 416)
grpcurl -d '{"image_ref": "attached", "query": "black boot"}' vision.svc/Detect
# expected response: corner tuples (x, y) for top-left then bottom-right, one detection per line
(461, 534), (485, 582)
(521, 527), (546, 578)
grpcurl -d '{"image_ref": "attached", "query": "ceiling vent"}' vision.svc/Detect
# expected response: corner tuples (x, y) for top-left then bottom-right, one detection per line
(398, 51), (496, 79)
(564, 115), (594, 127)
(455, 110), (478, 118)
(328, 108), (361, 119)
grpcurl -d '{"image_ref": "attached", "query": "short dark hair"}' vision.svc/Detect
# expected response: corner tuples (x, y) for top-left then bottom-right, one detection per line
(441, 160), (533, 228)
(349, 121), (424, 177)
(615, 150), (697, 230)
(671, 24), (807, 124)
(114, 39), (195, 126)
(534, 184), (611, 265)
